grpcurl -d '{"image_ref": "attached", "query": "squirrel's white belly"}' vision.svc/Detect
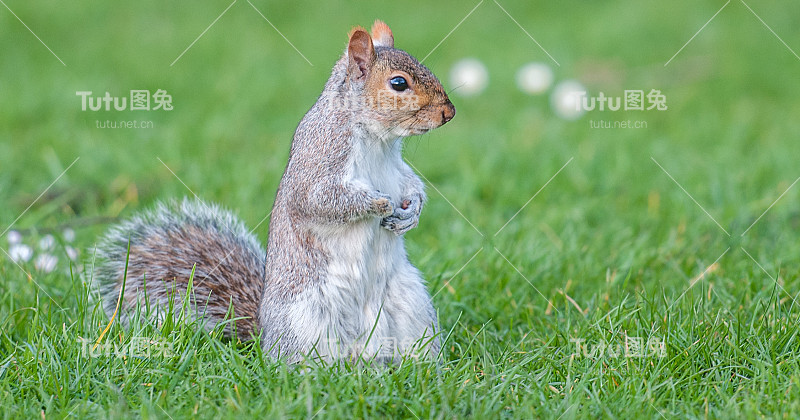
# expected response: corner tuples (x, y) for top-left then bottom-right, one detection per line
(305, 213), (407, 360)
(336, 138), (407, 291)
(299, 140), (410, 359)
(322, 156), (406, 297)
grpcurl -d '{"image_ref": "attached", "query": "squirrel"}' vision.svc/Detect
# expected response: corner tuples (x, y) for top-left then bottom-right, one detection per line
(92, 20), (456, 365)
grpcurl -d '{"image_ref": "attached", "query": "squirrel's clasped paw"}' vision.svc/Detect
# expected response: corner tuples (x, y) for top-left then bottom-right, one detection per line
(380, 195), (421, 235)
(371, 193), (394, 218)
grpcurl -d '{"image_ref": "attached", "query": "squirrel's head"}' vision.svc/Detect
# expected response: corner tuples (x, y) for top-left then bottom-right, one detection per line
(344, 20), (456, 138)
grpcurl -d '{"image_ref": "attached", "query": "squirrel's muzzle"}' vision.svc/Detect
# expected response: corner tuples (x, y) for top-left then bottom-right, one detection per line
(441, 101), (456, 125)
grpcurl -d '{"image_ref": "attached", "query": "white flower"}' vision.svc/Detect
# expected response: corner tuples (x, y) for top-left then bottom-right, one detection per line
(35, 253), (58, 273)
(516, 62), (554, 95)
(450, 58), (489, 97)
(65, 246), (79, 261)
(551, 80), (587, 120)
(8, 244), (33, 262)
(39, 234), (56, 251)
(7, 230), (22, 245)
(63, 228), (76, 243)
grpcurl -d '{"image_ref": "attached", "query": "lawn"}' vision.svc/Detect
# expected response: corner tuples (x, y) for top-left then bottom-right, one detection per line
(2, 0), (800, 418)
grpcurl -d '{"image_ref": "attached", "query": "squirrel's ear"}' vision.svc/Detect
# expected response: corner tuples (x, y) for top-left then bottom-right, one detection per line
(347, 27), (375, 81)
(370, 20), (394, 48)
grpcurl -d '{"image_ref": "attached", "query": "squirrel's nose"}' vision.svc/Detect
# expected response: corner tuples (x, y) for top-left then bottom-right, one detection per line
(441, 102), (456, 124)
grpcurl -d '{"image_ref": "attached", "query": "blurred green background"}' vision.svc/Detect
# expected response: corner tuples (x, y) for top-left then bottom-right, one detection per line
(2, 0), (800, 417)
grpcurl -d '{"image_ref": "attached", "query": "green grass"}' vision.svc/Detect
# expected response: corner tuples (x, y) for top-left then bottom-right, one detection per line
(2, 0), (800, 418)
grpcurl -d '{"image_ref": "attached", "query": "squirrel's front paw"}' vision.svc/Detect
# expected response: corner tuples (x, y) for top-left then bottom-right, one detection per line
(380, 195), (421, 235)
(371, 193), (394, 218)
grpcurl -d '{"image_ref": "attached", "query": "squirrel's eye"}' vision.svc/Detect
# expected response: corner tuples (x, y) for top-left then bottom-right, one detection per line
(389, 76), (409, 91)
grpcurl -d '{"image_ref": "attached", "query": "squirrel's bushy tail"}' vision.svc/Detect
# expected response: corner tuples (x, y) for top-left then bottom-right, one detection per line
(91, 199), (266, 339)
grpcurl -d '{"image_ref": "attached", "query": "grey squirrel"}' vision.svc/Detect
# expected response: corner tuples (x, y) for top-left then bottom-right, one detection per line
(92, 20), (456, 364)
